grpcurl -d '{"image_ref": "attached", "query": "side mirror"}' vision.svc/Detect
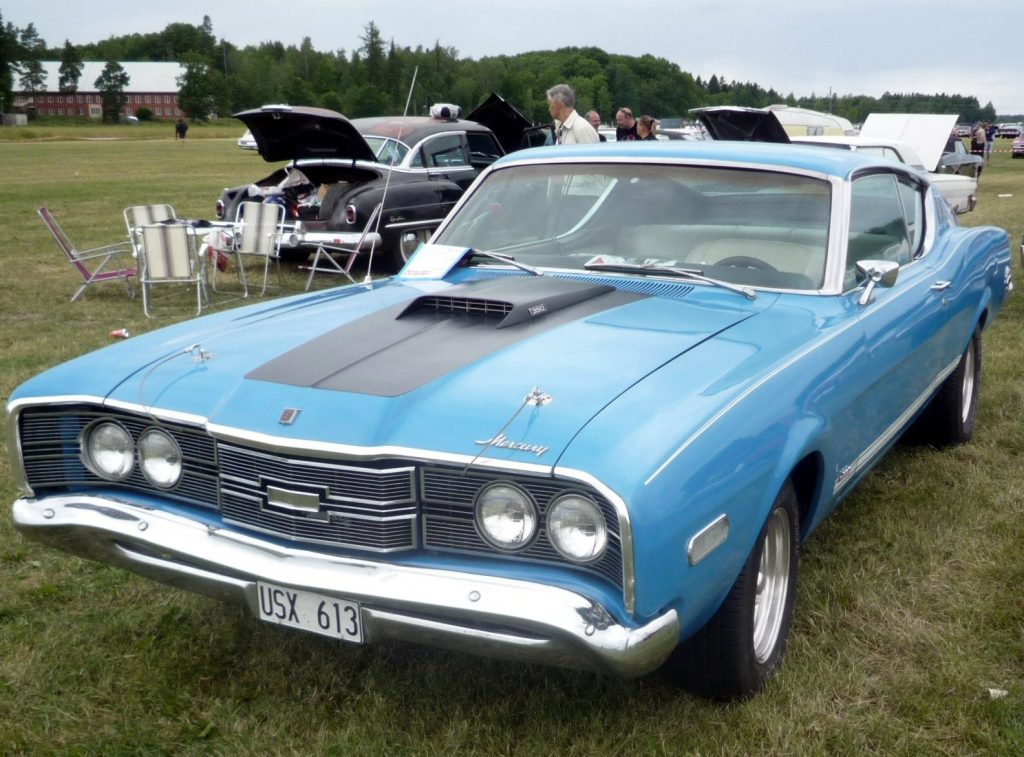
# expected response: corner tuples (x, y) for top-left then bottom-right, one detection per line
(856, 259), (900, 305)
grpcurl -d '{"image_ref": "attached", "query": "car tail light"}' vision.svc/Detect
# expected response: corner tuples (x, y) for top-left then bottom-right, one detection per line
(345, 204), (357, 225)
(215, 199), (225, 220)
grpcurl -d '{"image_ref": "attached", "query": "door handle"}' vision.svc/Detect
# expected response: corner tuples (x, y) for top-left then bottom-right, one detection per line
(930, 281), (952, 291)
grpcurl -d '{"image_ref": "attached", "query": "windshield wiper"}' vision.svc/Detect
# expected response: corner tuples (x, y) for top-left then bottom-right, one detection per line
(463, 248), (543, 276)
(583, 262), (757, 300)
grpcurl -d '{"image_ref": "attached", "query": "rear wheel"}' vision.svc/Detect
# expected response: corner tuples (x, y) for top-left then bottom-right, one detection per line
(913, 327), (981, 446)
(665, 480), (799, 699)
(385, 228), (432, 273)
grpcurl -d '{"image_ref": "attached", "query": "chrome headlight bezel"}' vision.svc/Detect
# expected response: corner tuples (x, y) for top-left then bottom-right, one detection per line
(80, 420), (135, 481)
(546, 492), (608, 563)
(137, 427), (183, 489)
(474, 481), (538, 552)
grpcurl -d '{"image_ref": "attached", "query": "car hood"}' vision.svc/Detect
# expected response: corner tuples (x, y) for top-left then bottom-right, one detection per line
(20, 276), (763, 469)
(690, 107), (791, 143)
(234, 105), (379, 163)
(859, 113), (958, 172)
(467, 91), (550, 153)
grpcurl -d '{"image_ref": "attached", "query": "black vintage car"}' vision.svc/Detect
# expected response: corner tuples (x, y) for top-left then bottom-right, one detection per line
(216, 95), (549, 272)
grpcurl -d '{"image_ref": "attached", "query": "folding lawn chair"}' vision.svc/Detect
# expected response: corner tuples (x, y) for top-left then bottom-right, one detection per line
(124, 204), (177, 256)
(38, 206), (137, 301)
(233, 201), (285, 296)
(136, 223), (206, 318)
(301, 203), (383, 290)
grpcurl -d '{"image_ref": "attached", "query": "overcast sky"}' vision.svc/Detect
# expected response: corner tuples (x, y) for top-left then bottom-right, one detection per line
(8, 0), (1024, 114)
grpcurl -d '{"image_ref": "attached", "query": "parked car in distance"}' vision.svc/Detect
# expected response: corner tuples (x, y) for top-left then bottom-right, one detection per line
(859, 113), (984, 179)
(216, 95), (548, 271)
(996, 122), (1022, 138)
(1012, 134), (1024, 158)
(694, 107), (978, 212)
(237, 129), (257, 150)
(792, 135), (978, 213)
(8, 140), (1012, 700)
(955, 124), (973, 138)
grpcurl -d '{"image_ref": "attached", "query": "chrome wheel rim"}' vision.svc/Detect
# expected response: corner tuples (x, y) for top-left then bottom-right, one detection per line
(961, 340), (976, 424)
(753, 507), (791, 663)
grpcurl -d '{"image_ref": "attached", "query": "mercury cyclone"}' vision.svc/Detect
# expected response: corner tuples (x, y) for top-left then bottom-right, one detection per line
(7, 140), (1012, 699)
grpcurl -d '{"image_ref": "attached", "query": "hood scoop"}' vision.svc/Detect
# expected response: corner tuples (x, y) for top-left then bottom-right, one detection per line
(398, 277), (614, 329)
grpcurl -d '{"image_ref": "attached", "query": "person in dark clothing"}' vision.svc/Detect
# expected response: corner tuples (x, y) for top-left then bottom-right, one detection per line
(175, 118), (188, 140)
(615, 107), (638, 141)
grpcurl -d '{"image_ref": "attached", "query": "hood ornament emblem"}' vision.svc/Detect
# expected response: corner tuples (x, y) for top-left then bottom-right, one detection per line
(465, 387), (553, 473)
(279, 408), (301, 425)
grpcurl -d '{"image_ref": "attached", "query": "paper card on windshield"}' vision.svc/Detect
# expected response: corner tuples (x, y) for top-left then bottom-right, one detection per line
(397, 244), (470, 280)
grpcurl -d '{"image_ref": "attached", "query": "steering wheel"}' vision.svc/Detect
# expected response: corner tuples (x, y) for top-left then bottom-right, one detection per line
(715, 255), (778, 272)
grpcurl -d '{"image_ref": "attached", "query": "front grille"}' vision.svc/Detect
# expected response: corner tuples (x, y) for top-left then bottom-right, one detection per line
(217, 442), (417, 552)
(421, 467), (624, 587)
(17, 404), (625, 592)
(19, 405), (218, 507)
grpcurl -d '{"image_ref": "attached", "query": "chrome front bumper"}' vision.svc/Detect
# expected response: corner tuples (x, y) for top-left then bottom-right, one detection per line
(12, 496), (679, 678)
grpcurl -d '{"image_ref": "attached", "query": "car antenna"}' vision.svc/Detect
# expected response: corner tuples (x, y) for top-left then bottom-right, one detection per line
(363, 65), (419, 284)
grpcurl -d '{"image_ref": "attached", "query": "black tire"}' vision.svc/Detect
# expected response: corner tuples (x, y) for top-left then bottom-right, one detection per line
(664, 480), (799, 700)
(913, 327), (981, 446)
(318, 184), (349, 221)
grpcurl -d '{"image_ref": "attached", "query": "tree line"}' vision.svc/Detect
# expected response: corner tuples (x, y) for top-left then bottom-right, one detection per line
(0, 12), (1002, 126)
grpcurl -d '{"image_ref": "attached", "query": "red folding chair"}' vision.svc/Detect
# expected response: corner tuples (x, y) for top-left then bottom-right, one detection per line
(38, 207), (137, 301)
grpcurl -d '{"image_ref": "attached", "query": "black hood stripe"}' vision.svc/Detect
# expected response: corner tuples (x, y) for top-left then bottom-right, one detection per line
(247, 278), (646, 397)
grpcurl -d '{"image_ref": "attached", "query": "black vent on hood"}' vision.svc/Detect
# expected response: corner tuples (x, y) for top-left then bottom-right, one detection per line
(398, 277), (614, 329)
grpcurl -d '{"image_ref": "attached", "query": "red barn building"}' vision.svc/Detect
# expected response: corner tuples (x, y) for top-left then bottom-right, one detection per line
(22, 61), (186, 119)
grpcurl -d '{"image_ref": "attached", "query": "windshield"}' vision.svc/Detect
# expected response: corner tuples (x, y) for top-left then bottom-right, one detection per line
(434, 163), (832, 291)
(363, 136), (409, 165)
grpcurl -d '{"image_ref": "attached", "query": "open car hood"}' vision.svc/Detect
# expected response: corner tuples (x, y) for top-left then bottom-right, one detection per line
(234, 105), (379, 163)
(690, 107), (791, 143)
(859, 113), (958, 172)
(467, 92), (552, 152)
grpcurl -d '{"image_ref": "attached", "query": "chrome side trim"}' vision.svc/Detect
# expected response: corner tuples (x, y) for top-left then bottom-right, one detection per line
(12, 496), (677, 678)
(832, 355), (960, 495)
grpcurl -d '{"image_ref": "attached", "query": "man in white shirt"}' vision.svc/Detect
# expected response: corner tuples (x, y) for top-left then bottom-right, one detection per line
(547, 84), (599, 145)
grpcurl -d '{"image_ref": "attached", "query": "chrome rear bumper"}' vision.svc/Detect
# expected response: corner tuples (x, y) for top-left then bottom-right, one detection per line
(12, 496), (678, 678)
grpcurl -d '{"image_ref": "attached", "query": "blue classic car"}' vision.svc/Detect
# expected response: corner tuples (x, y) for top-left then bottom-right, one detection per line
(7, 141), (1012, 699)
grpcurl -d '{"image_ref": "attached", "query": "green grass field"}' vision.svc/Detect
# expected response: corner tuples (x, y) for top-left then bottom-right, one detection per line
(0, 132), (1022, 754)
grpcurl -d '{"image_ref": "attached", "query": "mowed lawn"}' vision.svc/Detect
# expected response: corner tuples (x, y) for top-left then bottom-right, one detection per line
(0, 130), (1022, 754)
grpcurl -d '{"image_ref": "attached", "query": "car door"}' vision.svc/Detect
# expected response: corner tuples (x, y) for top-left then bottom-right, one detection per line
(834, 172), (958, 486)
(415, 132), (477, 190)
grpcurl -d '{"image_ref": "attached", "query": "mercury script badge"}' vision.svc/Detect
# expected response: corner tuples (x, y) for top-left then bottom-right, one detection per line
(466, 387), (553, 471)
(472, 433), (549, 458)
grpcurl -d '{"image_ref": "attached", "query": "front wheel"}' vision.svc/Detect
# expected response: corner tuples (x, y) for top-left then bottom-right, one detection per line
(664, 480), (799, 699)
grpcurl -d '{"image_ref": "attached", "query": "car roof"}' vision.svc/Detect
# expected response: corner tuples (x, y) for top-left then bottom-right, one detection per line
(352, 116), (495, 145)
(492, 140), (903, 180)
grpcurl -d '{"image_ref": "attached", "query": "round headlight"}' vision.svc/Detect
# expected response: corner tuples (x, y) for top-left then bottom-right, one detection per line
(546, 493), (608, 563)
(82, 422), (134, 481)
(475, 483), (537, 551)
(138, 428), (183, 488)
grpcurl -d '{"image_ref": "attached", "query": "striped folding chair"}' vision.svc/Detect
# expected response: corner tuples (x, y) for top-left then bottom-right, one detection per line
(137, 223), (206, 318)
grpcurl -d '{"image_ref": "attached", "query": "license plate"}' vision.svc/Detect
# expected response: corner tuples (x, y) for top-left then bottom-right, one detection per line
(257, 581), (363, 643)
